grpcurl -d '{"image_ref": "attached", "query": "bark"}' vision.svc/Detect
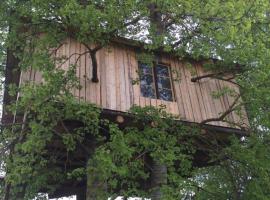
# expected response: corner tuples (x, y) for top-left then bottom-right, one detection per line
(3, 39), (21, 200)
(85, 152), (107, 200)
(200, 94), (241, 125)
(86, 172), (107, 200)
(148, 3), (165, 36)
(82, 43), (102, 83)
(2, 48), (21, 124)
(90, 51), (99, 82)
(148, 5), (168, 198)
(3, 184), (11, 200)
(150, 161), (167, 200)
(4, 110), (28, 200)
(77, 193), (86, 200)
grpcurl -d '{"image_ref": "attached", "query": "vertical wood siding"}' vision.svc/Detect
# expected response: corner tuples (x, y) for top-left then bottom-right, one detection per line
(20, 38), (249, 128)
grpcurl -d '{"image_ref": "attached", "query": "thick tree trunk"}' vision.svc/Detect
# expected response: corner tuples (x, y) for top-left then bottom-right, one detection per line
(77, 193), (86, 200)
(86, 157), (107, 200)
(150, 161), (167, 200)
(86, 173), (107, 200)
(148, 3), (164, 36)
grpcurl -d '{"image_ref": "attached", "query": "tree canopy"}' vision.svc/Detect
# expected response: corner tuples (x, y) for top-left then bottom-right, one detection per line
(1, 0), (270, 200)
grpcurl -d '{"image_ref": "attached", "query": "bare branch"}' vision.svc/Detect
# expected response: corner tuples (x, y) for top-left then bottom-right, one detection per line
(55, 50), (91, 69)
(200, 94), (241, 125)
(54, 121), (92, 155)
(191, 72), (241, 87)
(82, 43), (102, 82)
(191, 72), (225, 82)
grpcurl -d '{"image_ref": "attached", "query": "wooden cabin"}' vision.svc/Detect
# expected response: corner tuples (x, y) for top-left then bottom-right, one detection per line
(20, 37), (249, 130)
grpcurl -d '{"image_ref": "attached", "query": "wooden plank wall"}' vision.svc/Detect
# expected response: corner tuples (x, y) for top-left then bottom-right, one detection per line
(20, 38), (249, 128)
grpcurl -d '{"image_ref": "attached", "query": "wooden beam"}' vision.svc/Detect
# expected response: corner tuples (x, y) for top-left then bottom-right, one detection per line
(116, 115), (125, 123)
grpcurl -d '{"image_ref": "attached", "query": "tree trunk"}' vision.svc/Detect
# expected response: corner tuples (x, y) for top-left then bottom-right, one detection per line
(148, 3), (165, 36)
(77, 193), (86, 200)
(150, 161), (167, 200)
(86, 173), (107, 200)
(86, 158), (107, 200)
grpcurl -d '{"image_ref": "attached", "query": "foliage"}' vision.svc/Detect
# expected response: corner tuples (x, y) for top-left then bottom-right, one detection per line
(87, 105), (199, 199)
(191, 135), (270, 200)
(1, 53), (102, 199)
(0, 0), (270, 200)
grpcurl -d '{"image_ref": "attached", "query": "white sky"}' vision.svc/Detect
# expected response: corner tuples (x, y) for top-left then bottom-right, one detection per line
(50, 196), (145, 200)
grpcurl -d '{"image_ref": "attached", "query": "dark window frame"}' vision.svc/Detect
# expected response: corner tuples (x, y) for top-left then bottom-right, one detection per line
(139, 61), (175, 102)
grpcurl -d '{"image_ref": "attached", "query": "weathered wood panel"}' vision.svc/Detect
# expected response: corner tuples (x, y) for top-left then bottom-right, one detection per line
(20, 39), (249, 129)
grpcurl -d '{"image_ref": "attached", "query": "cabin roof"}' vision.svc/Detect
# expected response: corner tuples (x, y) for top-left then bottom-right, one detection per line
(111, 36), (210, 62)
(110, 37), (243, 69)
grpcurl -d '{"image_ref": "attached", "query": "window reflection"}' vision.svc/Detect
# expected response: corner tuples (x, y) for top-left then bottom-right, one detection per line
(139, 63), (152, 74)
(156, 64), (170, 77)
(139, 62), (174, 101)
(159, 89), (173, 101)
(157, 77), (171, 90)
(139, 63), (156, 98)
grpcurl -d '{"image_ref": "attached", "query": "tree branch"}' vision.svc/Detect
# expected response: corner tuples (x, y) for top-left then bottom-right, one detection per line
(55, 50), (90, 70)
(58, 120), (92, 155)
(200, 94), (241, 125)
(191, 72), (225, 82)
(191, 72), (241, 87)
(82, 43), (102, 82)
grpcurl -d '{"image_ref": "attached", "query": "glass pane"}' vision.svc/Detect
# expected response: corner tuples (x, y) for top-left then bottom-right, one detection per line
(158, 89), (173, 101)
(140, 74), (154, 86)
(139, 63), (152, 74)
(140, 74), (155, 98)
(156, 64), (169, 77)
(157, 76), (171, 90)
(141, 85), (155, 98)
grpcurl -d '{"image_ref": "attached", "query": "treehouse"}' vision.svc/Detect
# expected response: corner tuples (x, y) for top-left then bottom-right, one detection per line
(17, 37), (249, 129)
(2, 37), (249, 199)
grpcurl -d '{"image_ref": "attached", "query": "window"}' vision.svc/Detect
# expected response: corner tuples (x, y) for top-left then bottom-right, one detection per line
(139, 62), (174, 101)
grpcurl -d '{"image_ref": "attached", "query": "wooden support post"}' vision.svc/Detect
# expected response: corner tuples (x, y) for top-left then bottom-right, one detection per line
(116, 115), (125, 124)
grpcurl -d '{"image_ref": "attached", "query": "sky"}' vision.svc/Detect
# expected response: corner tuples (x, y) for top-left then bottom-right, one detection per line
(50, 196), (144, 200)
(51, 196), (76, 200)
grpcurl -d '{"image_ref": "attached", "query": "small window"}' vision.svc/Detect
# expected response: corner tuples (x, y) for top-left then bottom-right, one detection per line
(139, 62), (174, 101)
